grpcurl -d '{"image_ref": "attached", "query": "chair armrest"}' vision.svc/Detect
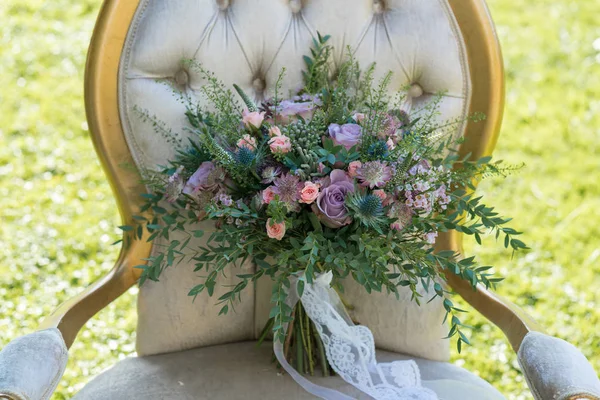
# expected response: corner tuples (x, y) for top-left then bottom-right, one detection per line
(38, 239), (149, 349)
(436, 232), (600, 399)
(0, 328), (68, 400)
(518, 331), (600, 400)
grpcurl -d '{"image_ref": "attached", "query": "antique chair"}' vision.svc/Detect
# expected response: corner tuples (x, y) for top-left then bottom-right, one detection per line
(1, 0), (599, 399)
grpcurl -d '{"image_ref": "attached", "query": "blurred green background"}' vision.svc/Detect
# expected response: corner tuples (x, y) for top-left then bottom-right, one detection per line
(0, 1), (598, 398)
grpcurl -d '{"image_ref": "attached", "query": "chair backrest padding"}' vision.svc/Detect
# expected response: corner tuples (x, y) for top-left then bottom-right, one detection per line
(117, 0), (477, 359)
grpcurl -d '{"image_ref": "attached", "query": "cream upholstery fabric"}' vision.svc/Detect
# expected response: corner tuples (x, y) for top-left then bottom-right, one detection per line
(73, 341), (503, 400)
(517, 332), (600, 400)
(119, 0), (471, 361)
(0, 328), (68, 400)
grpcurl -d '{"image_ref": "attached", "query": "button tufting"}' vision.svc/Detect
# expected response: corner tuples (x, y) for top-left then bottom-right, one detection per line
(289, 0), (302, 14)
(252, 77), (266, 93)
(216, 0), (229, 10)
(373, 0), (386, 14)
(408, 83), (423, 98)
(175, 69), (189, 86)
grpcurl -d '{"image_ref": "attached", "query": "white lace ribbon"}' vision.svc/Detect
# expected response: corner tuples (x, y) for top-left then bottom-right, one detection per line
(273, 272), (438, 400)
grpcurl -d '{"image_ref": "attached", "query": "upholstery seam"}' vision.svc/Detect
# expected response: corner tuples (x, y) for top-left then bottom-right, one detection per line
(191, 8), (220, 61)
(119, 0), (149, 175)
(380, 13), (411, 82)
(226, 9), (256, 77)
(262, 15), (294, 77)
(517, 351), (543, 400)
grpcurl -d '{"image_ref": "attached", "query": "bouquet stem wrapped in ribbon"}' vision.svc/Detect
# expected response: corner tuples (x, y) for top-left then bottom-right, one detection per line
(123, 34), (526, 399)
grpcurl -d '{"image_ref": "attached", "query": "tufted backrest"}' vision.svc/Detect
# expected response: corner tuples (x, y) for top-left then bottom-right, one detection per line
(98, 0), (502, 359)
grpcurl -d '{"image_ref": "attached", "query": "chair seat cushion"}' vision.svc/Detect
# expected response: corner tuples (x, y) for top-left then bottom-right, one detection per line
(74, 341), (504, 400)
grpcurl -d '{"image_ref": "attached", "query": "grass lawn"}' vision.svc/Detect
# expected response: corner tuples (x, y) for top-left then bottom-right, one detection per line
(1, 1), (598, 399)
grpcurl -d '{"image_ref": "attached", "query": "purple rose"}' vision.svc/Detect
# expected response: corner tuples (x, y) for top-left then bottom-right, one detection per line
(183, 161), (225, 195)
(328, 123), (362, 150)
(312, 169), (355, 228)
(275, 100), (317, 124)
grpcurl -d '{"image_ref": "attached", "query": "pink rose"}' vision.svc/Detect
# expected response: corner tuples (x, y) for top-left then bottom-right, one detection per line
(373, 189), (387, 202)
(300, 181), (320, 204)
(262, 186), (277, 204)
(353, 113), (366, 123)
(269, 135), (292, 154)
(266, 218), (286, 240)
(347, 161), (362, 178)
(237, 134), (257, 150)
(242, 110), (265, 129)
(269, 126), (282, 137)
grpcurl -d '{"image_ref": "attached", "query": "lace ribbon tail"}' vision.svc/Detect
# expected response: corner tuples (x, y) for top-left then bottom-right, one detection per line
(274, 272), (437, 400)
(273, 339), (356, 400)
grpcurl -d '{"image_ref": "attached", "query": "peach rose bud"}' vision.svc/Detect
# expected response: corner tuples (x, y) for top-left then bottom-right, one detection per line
(300, 181), (320, 204)
(373, 189), (387, 202)
(268, 135), (292, 154)
(262, 186), (277, 204)
(237, 134), (257, 150)
(266, 218), (286, 240)
(242, 110), (265, 129)
(353, 113), (366, 123)
(348, 161), (362, 178)
(269, 126), (282, 137)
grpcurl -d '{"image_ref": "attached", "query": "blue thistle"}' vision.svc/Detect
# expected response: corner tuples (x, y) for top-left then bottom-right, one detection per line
(236, 146), (256, 166)
(367, 140), (389, 158)
(358, 195), (383, 217)
(346, 193), (387, 229)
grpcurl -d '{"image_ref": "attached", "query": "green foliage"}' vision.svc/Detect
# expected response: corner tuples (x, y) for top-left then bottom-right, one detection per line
(173, 138), (212, 177)
(360, 71), (393, 153)
(184, 59), (243, 142)
(302, 33), (332, 94)
(233, 83), (258, 112)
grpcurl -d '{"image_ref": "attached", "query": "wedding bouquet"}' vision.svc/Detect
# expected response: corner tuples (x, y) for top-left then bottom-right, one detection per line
(122, 34), (525, 397)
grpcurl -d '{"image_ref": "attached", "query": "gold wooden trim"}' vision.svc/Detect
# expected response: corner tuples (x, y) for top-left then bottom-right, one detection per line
(38, 0), (147, 348)
(39, 0), (540, 357)
(441, 0), (543, 353)
(449, 0), (505, 161)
